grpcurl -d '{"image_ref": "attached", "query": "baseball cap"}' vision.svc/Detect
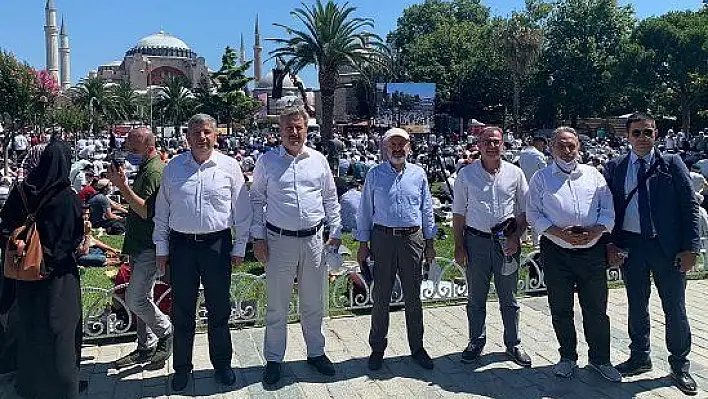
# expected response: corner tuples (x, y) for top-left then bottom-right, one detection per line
(382, 128), (410, 142)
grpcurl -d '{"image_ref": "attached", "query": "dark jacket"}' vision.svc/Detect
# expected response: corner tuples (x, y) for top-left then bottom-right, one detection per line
(603, 150), (700, 257)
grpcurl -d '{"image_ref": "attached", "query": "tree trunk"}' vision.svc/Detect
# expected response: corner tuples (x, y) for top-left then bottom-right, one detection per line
(681, 94), (691, 134)
(513, 74), (521, 138)
(319, 68), (338, 142)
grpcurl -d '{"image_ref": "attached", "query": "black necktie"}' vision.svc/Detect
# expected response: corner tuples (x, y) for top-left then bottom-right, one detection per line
(636, 158), (653, 238)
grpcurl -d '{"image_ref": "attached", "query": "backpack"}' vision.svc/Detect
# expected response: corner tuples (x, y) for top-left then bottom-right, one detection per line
(3, 185), (59, 281)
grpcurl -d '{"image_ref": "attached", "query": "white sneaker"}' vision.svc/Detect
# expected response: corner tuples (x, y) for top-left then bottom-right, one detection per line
(588, 362), (622, 382)
(553, 358), (577, 378)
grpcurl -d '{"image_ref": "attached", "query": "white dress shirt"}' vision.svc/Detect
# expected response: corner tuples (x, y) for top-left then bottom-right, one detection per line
(622, 151), (655, 234)
(249, 146), (341, 240)
(452, 160), (528, 232)
(153, 150), (252, 257)
(527, 162), (615, 249)
(518, 146), (547, 182)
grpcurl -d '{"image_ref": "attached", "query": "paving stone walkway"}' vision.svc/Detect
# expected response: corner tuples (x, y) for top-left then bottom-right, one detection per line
(3, 280), (708, 398)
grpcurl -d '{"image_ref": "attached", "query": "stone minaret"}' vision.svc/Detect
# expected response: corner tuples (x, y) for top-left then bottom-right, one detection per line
(44, 0), (60, 82)
(59, 17), (71, 91)
(239, 33), (246, 66)
(254, 14), (262, 82)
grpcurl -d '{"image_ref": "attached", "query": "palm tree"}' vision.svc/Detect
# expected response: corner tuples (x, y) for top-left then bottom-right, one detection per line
(269, 0), (388, 142)
(111, 80), (139, 123)
(69, 76), (115, 134)
(498, 13), (543, 137)
(155, 75), (195, 135)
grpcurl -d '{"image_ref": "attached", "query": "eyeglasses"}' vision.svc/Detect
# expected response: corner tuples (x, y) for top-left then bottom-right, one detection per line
(482, 139), (503, 147)
(630, 128), (655, 138)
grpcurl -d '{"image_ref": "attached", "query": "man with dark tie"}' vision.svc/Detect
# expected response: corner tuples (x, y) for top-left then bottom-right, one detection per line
(605, 112), (700, 395)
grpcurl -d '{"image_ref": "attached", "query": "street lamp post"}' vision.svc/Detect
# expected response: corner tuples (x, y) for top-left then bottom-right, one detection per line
(142, 56), (153, 132)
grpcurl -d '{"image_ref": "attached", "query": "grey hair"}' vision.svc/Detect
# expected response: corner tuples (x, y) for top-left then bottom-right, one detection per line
(279, 105), (309, 124)
(552, 126), (578, 143)
(131, 126), (156, 147)
(480, 126), (503, 137)
(187, 113), (217, 132)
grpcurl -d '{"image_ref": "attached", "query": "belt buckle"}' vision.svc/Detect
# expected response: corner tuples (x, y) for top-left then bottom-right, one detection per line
(193, 233), (204, 242)
(392, 228), (405, 236)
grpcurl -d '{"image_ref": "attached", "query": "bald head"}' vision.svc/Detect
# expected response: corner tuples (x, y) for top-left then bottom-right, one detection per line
(126, 127), (156, 156)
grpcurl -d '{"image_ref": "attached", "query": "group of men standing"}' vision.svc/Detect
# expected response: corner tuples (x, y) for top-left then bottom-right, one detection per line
(111, 107), (698, 396)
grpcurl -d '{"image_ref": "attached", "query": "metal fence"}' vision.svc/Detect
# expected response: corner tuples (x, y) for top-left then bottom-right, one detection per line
(81, 251), (690, 341)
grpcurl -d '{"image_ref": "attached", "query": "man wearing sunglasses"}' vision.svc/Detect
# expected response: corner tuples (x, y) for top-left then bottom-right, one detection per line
(604, 113), (700, 395)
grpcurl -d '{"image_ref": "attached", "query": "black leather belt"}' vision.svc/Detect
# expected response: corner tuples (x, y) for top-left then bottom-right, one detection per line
(171, 229), (229, 242)
(465, 225), (493, 239)
(373, 224), (420, 236)
(266, 221), (323, 237)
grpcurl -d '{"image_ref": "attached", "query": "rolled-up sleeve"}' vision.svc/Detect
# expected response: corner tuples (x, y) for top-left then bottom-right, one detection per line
(355, 169), (375, 242)
(231, 164), (253, 257)
(152, 166), (171, 256)
(249, 156), (268, 240)
(526, 172), (553, 233)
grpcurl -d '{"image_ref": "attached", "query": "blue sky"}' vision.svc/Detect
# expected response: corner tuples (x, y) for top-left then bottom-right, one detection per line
(0, 0), (701, 89)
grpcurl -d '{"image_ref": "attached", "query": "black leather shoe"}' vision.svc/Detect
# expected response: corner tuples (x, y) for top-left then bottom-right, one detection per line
(307, 355), (336, 376)
(214, 367), (236, 386)
(114, 347), (155, 369)
(506, 345), (532, 367)
(262, 361), (281, 385)
(150, 333), (173, 365)
(171, 370), (191, 392)
(412, 348), (434, 370)
(368, 351), (384, 370)
(461, 345), (483, 364)
(671, 371), (698, 396)
(615, 357), (652, 377)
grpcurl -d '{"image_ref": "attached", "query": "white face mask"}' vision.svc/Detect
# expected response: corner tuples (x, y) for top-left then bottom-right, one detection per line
(555, 157), (578, 173)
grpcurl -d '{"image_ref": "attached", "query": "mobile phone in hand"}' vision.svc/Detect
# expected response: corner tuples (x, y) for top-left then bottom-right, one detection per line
(569, 226), (586, 234)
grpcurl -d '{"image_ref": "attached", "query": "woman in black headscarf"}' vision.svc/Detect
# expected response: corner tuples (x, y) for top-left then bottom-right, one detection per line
(0, 140), (84, 399)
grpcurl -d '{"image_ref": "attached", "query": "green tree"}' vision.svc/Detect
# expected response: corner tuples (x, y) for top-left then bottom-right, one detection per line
(0, 50), (41, 135)
(155, 75), (196, 134)
(54, 104), (89, 134)
(497, 12), (543, 135)
(69, 76), (115, 134)
(269, 0), (387, 141)
(539, 0), (635, 124)
(630, 10), (708, 133)
(210, 46), (261, 133)
(111, 80), (139, 123)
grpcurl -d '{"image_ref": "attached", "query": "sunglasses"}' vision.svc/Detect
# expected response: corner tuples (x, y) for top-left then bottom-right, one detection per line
(482, 139), (503, 147)
(630, 128), (655, 138)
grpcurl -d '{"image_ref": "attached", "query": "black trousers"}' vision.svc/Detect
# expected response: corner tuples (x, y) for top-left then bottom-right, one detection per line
(15, 271), (82, 399)
(617, 232), (691, 373)
(170, 229), (233, 373)
(541, 237), (610, 364)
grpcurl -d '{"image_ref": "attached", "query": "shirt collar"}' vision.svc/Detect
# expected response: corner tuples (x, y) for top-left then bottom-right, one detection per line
(278, 145), (310, 160)
(385, 161), (406, 174)
(629, 149), (654, 166)
(139, 154), (160, 172)
(185, 150), (218, 167)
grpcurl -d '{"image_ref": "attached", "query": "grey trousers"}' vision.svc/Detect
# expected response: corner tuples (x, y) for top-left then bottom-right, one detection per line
(125, 249), (173, 350)
(264, 228), (326, 363)
(465, 233), (521, 349)
(369, 228), (425, 354)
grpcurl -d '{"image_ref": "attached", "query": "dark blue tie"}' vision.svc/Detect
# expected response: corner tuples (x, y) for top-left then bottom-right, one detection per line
(636, 158), (653, 238)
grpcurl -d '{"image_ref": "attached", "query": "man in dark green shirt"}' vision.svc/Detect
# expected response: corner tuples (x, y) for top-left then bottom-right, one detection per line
(106, 127), (173, 369)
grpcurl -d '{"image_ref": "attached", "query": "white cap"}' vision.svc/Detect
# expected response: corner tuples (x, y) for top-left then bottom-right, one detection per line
(382, 128), (410, 142)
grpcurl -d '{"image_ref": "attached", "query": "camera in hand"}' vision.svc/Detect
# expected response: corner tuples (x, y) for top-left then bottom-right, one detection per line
(106, 150), (127, 169)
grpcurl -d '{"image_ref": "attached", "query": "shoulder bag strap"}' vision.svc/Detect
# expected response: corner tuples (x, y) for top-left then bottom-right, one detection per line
(620, 159), (661, 214)
(18, 183), (64, 222)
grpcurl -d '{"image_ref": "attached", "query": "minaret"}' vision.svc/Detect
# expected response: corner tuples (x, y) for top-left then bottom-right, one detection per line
(59, 17), (71, 91)
(44, 0), (60, 82)
(254, 14), (262, 82)
(239, 33), (246, 66)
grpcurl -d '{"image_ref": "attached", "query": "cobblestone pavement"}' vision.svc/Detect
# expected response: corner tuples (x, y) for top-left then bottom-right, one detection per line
(3, 280), (708, 398)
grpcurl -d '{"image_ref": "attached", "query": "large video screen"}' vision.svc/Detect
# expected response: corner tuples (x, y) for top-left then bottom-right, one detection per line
(375, 83), (435, 134)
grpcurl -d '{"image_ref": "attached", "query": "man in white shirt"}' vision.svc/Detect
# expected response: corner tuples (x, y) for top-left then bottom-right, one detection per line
(250, 105), (341, 385)
(153, 114), (252, 391)
(12, 133), (28, 162)
(526, 126), (619, 382)
(518, 136), (547, 182)
(452, 126), (531, 367)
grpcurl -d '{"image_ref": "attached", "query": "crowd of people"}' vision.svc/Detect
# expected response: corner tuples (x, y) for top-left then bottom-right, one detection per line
(0, 108), (704, 398)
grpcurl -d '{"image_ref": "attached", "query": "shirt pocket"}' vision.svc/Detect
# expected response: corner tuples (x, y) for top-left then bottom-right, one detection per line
(207, 174), (232, 212)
